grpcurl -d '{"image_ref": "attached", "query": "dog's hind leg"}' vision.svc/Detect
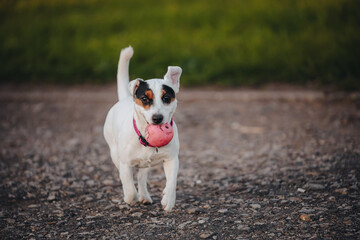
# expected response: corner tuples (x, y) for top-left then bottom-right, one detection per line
(137, 168), (153, 204)
(119, 161), (139, 205)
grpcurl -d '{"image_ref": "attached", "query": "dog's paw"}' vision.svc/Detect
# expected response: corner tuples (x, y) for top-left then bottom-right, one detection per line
(124, 193), (139, 205)
(161, 189), (176, 212)
(139, 195), (153, 205)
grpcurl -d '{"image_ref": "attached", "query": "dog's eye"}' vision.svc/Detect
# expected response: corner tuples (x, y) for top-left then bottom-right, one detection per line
(162, 95), (171, 104)
(141, 97), (150, 104)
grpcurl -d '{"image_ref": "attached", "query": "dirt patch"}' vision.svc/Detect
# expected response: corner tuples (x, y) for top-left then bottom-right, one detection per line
(0, 85), (359, 239)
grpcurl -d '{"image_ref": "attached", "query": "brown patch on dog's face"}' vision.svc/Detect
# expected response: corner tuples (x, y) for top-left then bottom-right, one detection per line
(145, 90), (154, 101)
(161, 85), (175, 104)
(134, 81), (153, 109)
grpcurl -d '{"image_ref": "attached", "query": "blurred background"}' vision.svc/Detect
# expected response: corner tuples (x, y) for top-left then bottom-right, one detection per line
(0, 0), (359, 89)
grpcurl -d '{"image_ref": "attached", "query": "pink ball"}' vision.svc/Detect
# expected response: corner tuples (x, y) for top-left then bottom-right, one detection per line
(145, 122), (174, 147)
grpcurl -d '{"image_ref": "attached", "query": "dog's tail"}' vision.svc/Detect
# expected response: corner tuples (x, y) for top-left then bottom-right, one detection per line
(117, 46), (134, 101)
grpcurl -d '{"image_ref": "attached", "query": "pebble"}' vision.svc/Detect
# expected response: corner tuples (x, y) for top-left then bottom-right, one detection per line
(198, 217), (209, 224)
(6, 218), (15, 224)
(305, 183), (325, 190)
(300, 208), (315, 214)
(335, 188), (348, 195)
(102, 179), (115, 185)
(86, 180), (96, 186)
(297, 188), (306, 193)
(178, 221), (192, 229)
(131, 212), (143, 218)
(200, 232), (213, 239)
(111, 198), (121, 204)
(28, 204), (40, 208)
(250, 204), (261, 209)
(187, 208), (198, 214)
(83, 196), (93, 202)
(238, 225), (250, 231)
(47, 192), (56, 201)
(300, 214), (311, 222)
(86, 213), (103, 219)
(218, 209), (228, 213)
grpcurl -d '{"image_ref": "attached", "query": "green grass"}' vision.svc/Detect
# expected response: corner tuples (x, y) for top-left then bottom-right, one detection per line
(1, 0), (359, 89)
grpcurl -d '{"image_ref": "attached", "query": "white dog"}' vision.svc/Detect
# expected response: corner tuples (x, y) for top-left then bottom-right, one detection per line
(103, 46), (181, 212)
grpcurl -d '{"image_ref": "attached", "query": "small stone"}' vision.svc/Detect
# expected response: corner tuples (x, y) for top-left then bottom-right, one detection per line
(335, 188), (348, 195)
(85, 213), (103, 219)
(28, 204), (40, 208)
(6, 218), (15, 224)
(131, 212), (143, 218)
(218, 209), (228, 213)
(300, 214), (311, 222)
(250, 204), (261, 209)
(104, 205), (113, 210)
(187, 208), (198, 214)
(60, 232), (68, 237)
(86, 180), (96, 186)
(299, 207), (315, 213)
(198, 217), (208, 224)
(305, 183), (325, 190)
(111, 198), (121, 204)
(289, 197), (300, 202)
(238, 225), (250, 231)
(254, 222), (265, 225)
(26, 192), (35, 198)
(200, 232), (213, 239)
(51, 185), (60, 191)
(67, 138), (80, 147)
(102, 179), (114, 185)
(47, 192), (56, 201)
(297, 188), (306, 193)
(178, 221), (192, 229)
(83, 196), (93, 202)
(118, 204), (130, 210)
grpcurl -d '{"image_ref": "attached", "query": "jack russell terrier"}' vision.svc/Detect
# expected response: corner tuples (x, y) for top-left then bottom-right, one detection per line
(104, 46), (182, 212)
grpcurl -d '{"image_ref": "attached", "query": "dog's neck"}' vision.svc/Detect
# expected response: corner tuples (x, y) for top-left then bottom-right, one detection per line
(134, 107), (148, 135)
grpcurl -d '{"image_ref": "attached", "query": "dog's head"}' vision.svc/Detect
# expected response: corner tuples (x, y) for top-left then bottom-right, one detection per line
(129, 66), (182, 125)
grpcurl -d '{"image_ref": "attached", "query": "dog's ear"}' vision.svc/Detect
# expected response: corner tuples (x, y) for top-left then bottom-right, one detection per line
(164, 66), (182, 93)
(128, 78), (142, 97)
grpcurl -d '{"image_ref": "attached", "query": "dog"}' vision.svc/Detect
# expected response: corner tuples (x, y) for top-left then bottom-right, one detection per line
(103, 46), (182, 212)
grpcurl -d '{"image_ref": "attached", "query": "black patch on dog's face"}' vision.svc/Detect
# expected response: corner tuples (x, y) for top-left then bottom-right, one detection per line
(135, 81), (153, 109)
(161, 84), (175, 104)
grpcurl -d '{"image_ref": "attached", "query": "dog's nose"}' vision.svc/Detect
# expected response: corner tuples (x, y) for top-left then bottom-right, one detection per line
(152, 114), (164, 125)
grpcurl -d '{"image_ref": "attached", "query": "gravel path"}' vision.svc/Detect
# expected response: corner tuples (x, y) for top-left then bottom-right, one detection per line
(0, 85), (359, 239)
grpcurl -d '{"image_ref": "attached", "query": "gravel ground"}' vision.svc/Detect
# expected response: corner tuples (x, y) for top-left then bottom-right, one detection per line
(0, 85), (359, 239)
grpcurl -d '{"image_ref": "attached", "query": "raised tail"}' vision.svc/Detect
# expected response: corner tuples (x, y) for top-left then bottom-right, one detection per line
(117, 46), (134, 101)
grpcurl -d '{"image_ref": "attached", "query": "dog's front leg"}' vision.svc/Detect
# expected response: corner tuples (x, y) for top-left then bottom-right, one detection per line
(119, 162), (138, 205)
(161, 157), (179, 212)
(137, 168), (153, 204)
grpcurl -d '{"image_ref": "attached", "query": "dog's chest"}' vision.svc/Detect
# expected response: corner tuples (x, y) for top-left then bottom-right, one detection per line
(129, 149), (167, 168)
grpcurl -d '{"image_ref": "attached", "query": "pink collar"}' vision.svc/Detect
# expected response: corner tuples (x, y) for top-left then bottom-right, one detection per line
(133, 117), (173, 147)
